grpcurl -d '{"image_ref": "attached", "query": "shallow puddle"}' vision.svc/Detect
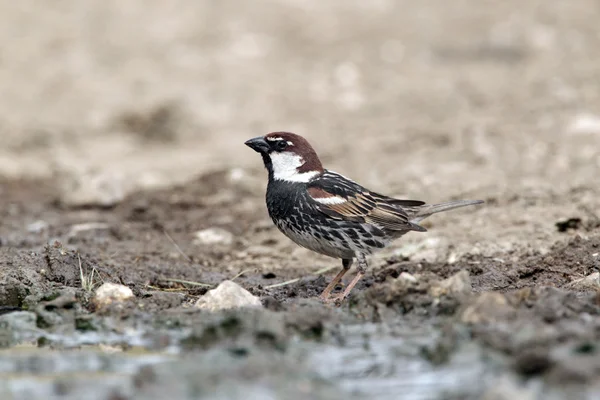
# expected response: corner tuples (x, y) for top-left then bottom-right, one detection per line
(0, 320), (500, 400)
(0, 347), (173, 400)
(310, 323), (496, 400)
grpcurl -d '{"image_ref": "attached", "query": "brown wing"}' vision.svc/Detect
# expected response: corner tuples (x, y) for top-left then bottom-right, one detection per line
(307, 171), (426, 232)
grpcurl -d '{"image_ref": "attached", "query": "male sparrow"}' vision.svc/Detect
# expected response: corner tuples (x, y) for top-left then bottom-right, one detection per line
(245, 132), (483, 303)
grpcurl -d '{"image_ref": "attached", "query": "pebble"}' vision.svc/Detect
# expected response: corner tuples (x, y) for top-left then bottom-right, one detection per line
(397, 272), (418, 284)
(194, 280), (262, 311)
(193, 228), (234, 246)
(94, 283), (134, 307)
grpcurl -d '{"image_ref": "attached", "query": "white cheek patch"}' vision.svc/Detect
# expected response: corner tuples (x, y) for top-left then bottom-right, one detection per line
(270, 151), (319, 183)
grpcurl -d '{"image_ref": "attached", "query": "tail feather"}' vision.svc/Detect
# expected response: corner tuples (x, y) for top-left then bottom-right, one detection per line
(410, 199), (484, 224)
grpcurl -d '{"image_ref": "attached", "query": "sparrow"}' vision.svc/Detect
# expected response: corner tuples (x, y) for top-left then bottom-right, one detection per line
(245, 132), (483, 303)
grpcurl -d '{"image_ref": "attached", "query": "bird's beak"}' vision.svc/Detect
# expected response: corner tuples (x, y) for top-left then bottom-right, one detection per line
(244, 136), (270, 153)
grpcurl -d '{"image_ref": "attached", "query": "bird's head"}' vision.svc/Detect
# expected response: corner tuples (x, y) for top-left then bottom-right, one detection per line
(245, 132), (324, 182)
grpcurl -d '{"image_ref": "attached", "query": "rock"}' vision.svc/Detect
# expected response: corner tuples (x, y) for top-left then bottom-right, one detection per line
(565, 272), (600, 291)
(94, 283), (134, 307)
(461, 292), (515, 324)
(429, 270), (471, 298)
(447, 252), (459, 264)
(193, 228), (234, 246)
(194, 280), (262, 311)
(397, 272), (418, 284)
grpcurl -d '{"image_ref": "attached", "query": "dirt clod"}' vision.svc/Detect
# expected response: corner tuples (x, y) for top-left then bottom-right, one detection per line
(429, 269), (472, 298)
(461, 292), (515, 325)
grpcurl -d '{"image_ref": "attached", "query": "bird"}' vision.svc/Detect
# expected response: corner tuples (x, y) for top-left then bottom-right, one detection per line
(245, 132), (483, 303)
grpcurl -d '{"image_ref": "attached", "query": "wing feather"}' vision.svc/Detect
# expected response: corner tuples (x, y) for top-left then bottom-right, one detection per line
(307, 171), (423, 232)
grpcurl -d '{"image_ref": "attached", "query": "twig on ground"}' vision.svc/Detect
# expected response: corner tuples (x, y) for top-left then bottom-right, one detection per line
(163, 229), (193, 264)
(146, 285), (189, 292)
(231, 268), (259, 281)
(265, 265), (337, 289)
(163, 277), (214, 288)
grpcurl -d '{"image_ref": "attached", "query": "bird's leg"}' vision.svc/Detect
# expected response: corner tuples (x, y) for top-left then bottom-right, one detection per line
(332, 253), (367, 304)
(319, 258), (353, 301)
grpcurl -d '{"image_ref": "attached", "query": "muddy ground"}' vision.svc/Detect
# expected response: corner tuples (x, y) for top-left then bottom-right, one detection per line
(1, 1), (600, 399)
(1, 173), (599, 399)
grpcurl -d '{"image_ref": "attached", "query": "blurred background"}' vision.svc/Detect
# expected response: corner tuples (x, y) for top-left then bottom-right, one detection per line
(1, 0), (599, 253)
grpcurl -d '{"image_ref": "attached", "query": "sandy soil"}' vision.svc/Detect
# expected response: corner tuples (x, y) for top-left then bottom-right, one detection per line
(1, 1), (600, 399)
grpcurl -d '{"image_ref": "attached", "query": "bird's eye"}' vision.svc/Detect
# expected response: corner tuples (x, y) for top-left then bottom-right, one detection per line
(275, 140), (288, 151)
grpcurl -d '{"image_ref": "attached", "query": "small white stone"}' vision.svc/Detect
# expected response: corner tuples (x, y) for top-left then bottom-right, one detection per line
(94, 283), (134, 307)
(398, 272), (418, 283)
(194, 280), (262, 311)
(447, 252), (459, 264)
(193, 228), (234, 246)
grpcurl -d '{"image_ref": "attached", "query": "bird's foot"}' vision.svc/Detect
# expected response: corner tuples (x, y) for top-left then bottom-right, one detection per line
(319, 293), (334, 303)
(320, 270), (365, 305)
(319, 292), (347, 306)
